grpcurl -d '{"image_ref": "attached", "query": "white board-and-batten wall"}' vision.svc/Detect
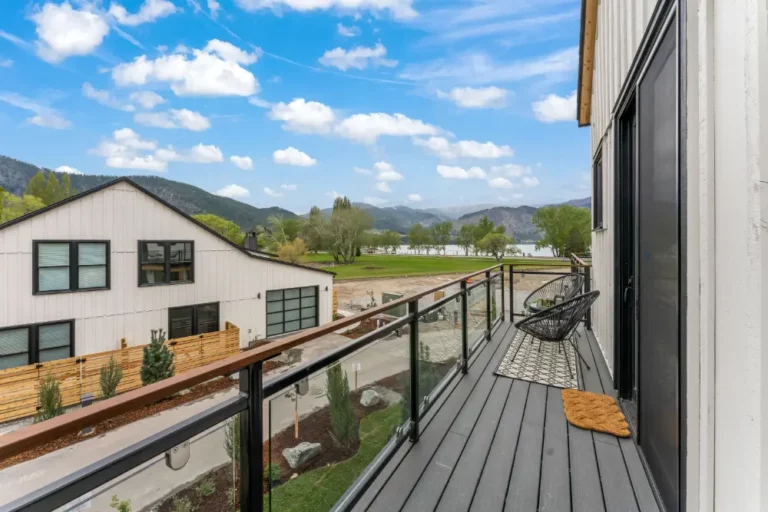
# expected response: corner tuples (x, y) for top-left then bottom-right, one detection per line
(0, 181), (334, 354)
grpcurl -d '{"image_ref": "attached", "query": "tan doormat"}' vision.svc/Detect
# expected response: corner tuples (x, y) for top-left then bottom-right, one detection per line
(562, 389), (631, 438)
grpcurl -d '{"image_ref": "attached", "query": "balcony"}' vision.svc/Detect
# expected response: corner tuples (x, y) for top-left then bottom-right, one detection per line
(0, 264), (660, 512)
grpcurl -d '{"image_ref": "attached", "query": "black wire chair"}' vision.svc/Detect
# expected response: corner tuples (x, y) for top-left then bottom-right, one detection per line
(513, 291), (600, 379)
(523, 273), (585, 314)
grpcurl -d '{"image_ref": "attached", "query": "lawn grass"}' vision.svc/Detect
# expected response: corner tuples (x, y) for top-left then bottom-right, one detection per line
(304, 253), (568, 280)
(265, 404), (403, 512)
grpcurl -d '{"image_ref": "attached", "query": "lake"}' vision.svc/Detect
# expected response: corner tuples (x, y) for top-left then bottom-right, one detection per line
(394, 244), (554, 258)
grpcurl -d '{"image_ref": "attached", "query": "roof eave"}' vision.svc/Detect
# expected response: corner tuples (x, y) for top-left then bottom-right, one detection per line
(577, 0), (598, 127)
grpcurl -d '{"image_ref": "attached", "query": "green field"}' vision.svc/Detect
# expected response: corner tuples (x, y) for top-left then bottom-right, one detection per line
(304, 254), (568, 280)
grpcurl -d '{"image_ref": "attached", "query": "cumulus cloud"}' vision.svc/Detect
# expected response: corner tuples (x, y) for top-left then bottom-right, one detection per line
(269, 98), (335, 134)
(208, 0), (222, 18)
(248, 96), (272, 108)
(488, 177), (517, 189)
(0, 92), (71, 129)
(532, 90), (576, 123)
(233, 0), (417, 20)
(264, 187), (282, 197)
(376, 181), (391, 193)
(55, 165), (83, 175)
(353, 166), (372, 175)
(134, 109), (211, 131)
(230, 155), (253, 170)
(273, 147), (317, 167)
(437, 86), (508, 109)
(112, 40), (260, 97)
(217, 184), (250, 198)
(109, 0), (179, 26)
(129, 90), (165, 109)
(522, 176), (540, 187)
(413, 136), (513, 160)
(319, 43), (397, 71)
(436, 164), (486, 180)
(374, 161), (404, 181)
(82, 82), (135, 112)
(407, 193), (422, 202)
(156, 143), (223, 163)
(490, 163), (533, 177)
(328, 190), (343, 199)
(31, 2), (109, 63)
(336, 112), (440, 144)
(337, 23), (360, 37)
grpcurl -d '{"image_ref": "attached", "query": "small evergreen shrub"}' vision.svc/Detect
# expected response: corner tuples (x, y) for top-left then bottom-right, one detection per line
(110, 495), (131, 512)
(140, 329), (175, 386)
(171, 496), (194, 512)
(265, 462), (282, 483)
(326, 363), (358, 449)
(35, 372), (63, 423)
(100, 356), (123, 399)
(197, 479), (216, 497)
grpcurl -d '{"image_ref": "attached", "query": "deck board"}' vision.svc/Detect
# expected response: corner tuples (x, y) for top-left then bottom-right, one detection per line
(351, 323), (661, 512)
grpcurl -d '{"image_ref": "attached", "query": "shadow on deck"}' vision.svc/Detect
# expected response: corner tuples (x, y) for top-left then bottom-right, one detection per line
(352, 322), (661, 512)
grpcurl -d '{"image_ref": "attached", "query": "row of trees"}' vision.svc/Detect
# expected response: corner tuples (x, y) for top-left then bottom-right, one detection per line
(406, 216), (519, 262)
(532, 205), (591, 257)
(0, 171), (77, 224)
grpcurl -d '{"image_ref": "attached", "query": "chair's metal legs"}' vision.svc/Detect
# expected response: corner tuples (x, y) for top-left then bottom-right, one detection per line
(569, 334), (591, 370)
(561, 341), (574, 379)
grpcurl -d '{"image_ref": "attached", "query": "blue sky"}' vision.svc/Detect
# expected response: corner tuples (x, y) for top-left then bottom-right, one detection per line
(0, 0), (589, 213)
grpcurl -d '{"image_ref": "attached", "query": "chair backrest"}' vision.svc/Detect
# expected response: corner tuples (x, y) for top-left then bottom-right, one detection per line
(515, 290), (600, 342)
(523, 274), (585, 310)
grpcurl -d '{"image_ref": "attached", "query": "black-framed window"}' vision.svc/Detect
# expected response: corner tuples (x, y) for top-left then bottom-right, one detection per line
(266, 286), (318, 337)
(139, 241), (194, 286)
(34, 241), (110, 294)
(593, 150), (604, 229)
(0, 320), (74, 370)
(168, 302), (219, 340)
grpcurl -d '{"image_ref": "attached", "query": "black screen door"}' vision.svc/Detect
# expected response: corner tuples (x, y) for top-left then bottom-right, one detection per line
(637, 19), (680, 511)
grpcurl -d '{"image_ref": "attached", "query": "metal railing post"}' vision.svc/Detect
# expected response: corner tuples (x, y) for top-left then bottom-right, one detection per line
(460, 280), (469, 374)
(239, 362), (264, 512)
(485, 270), (492, 340)
(500, 266), (505, 322)
(408, 300), (420, 442)
(584, 266), (592, 331)
(509, 265), (515, 318)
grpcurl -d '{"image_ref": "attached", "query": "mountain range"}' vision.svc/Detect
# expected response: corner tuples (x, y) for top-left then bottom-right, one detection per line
(0, 155), (590, 241)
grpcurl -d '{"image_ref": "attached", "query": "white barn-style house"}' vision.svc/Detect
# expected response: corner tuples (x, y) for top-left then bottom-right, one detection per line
(0, 178), (334, 369)
(578, 0), (768, 511)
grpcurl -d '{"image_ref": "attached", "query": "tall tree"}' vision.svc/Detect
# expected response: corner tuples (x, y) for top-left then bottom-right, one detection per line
(41, 172), (62, 205)
(472, 215), (504, 255)
(301, 206), (328, 253)
(24, 171), (47, 200)
(477, 233), (518, 262)
(193, 213), (245, 245)
(1, 194), (45, 223)
(380, 230), (402, 254)
(328, 196), (372, 263)
(60, 173), (76, 198)
(430, 221), (453, 255)
(408, 223), (430, 254)
(261, 215), (301, 252)
(457, 224), (475, 256)
(532, 205), (591, 257)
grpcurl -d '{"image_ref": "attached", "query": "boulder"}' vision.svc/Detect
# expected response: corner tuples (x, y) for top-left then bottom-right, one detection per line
(282, 442), (322, 469)
(360, 389), (382, 407)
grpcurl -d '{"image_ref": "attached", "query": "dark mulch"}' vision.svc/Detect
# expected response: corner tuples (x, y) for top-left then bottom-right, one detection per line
(0, 377), (238, 471)
(264, 359), (286, 373)
(340, 318), (380, 339)
(156, 464), (238, 512)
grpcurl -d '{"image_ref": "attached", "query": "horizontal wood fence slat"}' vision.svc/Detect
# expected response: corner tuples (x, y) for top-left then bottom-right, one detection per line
(0, 325), (240, 423)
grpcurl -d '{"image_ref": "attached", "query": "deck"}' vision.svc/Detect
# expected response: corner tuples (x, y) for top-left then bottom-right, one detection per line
(352, 321), (661, 512)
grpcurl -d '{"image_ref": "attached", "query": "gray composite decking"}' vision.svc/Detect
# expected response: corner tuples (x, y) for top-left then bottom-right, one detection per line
(352, 321), (661, 512)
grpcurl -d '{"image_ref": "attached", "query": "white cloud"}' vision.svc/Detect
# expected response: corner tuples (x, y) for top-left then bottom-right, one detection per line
(436, 164), (486, 180)
(217, 184), (250, 198)
(376, 181), (391, 193)
(336, 112), (440, 144)
(230, 155), (253, 170)
(109, 0), (179, 26)
(273, 147), (317, 167)
(490, 163), (532, 177)
(281, 184), (297, 191)
(248, 96), (272, 108)
(413, 136), (513, 160)
(532, 90), (576, 122)
(208, 0), (222, 18)
(337, 23), (360, 37)
(0, 92), (71, 129)
(0, 58), (13, 68)
(264, 187), (283, 197)
(269, 98), (335, 134)
(363, 195), (388, 206)
(82, 82), (135, 112)
(488, 177), (517, 189)
(319, 43), (397, 71)
(129, 90), (165, 109)
(328, 190), (343, 199)
(233, 0), (417, 20)
(522, 176), (540, 187)
(353, 166), (372, 175)
(157, 143), (224, 163)
(407, 193), (422, 202)
(31, 2), (109, 63)
(134, 109), (211, 131)
(55, 165), (83, 175)
(374, 161), (404, 181)
(112, 40), (260, 97)
(436, 86), (508, 109)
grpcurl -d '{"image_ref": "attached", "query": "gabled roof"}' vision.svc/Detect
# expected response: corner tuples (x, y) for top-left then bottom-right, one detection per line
(0, 177), (335, 276)
(577, 0), (598, 126)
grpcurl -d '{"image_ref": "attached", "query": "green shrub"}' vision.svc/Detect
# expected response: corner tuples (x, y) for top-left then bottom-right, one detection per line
(224, 417), (240, 463)
(197, 478), (216, 497)
(140, 329), (175, 386)
(171, 496), (194, 512)
(110, 495), (131, 512)
(326, 363), (358, 449)
(100, 356), (123, 399)
(35, 372), (63, 423)
(265, 462), (282, 483)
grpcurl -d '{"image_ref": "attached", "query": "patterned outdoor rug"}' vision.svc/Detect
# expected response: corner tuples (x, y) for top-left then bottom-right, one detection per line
(494, 330), (580, 389)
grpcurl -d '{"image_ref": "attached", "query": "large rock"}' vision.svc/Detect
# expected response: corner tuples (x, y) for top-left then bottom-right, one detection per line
(360, 389), (382, 407)
(282, 442), (322, 469)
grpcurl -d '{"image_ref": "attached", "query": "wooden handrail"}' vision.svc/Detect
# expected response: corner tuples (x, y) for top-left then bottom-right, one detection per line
(0, 263), (503, 459)
(570, 253), (592, 267)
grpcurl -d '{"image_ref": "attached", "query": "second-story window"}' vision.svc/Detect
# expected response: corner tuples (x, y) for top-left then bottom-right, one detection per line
(34, 241), (110, 294)
(139, 241), (194, 286)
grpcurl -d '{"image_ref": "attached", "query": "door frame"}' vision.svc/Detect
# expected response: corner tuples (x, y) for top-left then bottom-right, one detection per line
(610, 0), (687, 509)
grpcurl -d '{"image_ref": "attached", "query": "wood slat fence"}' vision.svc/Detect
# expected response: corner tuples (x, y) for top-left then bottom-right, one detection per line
(0, 324), (240, 423)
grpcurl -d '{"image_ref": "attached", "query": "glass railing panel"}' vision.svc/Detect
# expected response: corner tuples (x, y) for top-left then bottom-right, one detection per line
(266, 329), (409, 512)
(490, 275), (502, 325)
(466, 282), (488, 354)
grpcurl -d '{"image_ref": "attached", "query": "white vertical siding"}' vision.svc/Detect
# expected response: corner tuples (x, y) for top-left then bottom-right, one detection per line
(0, 181), (334, 354)
(589, 0), (660, 373)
